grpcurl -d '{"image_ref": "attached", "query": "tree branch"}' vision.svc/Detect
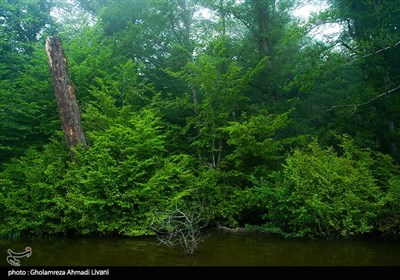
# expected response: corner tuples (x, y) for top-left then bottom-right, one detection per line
(229, 10), (256, 38)
(326, 84), (400, 115)
(316, 39), (400, 81)
(150, 203), (208, 255)
(341, 39), (400, 68)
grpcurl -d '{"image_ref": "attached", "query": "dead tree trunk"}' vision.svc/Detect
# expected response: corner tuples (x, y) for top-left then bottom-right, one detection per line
(45, 36), (86, 153)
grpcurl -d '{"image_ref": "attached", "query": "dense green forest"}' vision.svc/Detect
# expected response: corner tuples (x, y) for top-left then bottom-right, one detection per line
(1, 0), (400, 240)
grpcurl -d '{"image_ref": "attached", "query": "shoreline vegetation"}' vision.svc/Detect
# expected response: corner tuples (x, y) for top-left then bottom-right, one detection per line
(1, 0), (400, 250)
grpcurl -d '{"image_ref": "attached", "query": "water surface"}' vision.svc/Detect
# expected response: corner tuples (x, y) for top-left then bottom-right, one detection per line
(1, 230), (399, 266)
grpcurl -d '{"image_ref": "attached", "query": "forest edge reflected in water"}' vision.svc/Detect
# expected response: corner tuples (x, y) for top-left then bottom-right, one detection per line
(1, 229), (400, 266)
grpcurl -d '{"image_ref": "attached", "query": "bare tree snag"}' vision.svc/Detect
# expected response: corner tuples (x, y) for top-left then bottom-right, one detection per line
(45, 36), (86, 152)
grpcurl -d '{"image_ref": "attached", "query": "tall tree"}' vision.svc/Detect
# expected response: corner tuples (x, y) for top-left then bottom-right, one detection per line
(324, 0), (400, 160)
(0, 0), (58, 167)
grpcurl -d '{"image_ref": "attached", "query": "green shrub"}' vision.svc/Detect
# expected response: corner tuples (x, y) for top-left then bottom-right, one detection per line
(0, 107), (209, 237)
(378, 177), (400, 236)
(62, 109), (167, 236)
(251, 137), (387, 238)
(0, 136), (69, 236)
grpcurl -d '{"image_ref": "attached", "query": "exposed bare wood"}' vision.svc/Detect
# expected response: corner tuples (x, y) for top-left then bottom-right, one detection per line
(150, 204), (208, 254)
(45, 36), (86, 153)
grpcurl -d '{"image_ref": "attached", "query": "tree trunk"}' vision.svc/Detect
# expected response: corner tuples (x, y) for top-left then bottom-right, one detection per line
(192, 87), (199, 114)
(45, 36), (86, 153)
(255, 0), (272, 68)
(256, 1), (269, 55)
(388, 120), (398, 161)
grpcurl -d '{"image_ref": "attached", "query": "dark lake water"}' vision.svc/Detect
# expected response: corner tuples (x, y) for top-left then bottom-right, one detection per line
(1, 230), (400, 266)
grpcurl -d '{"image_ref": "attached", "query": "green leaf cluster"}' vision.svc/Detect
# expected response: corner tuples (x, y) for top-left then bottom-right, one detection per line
(249, 137), (398, 238)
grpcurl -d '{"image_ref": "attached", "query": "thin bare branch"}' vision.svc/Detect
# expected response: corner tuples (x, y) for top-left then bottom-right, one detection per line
(326, 84), (400, 115)
(150, 203), (209, 255)
(315, 39), (400, 78)
(341, 39), (400, 68)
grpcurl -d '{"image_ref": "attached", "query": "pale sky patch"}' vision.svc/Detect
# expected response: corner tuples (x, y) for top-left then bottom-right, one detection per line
(292, 1), (342, 43)
(292, 3), (322, 19)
